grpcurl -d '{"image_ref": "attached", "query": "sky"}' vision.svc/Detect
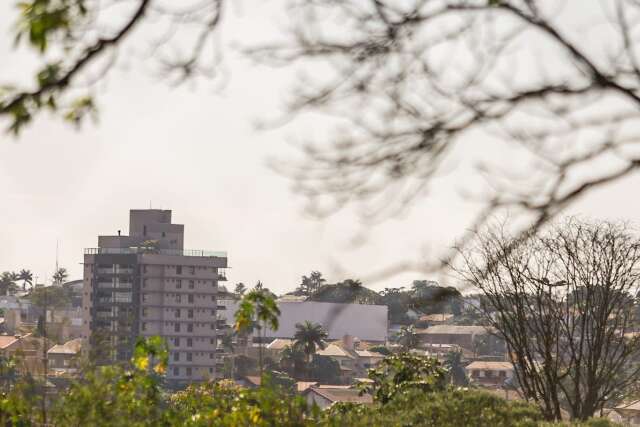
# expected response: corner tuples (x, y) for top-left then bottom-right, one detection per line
(1, 1), (639, 294)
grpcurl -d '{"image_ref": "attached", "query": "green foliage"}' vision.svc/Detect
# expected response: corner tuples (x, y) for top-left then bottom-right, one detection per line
(0, 272), (19, 295)
(309, 279), (381, 304)
(361, 353), (447, 404)
(326, 388), (545, 427)
(15, 0), (88, 52)
(234, 288), (280, 334)
(309, 355), (341, 384)
(444, 350), (469, 386)
(167, 380), (319, 426)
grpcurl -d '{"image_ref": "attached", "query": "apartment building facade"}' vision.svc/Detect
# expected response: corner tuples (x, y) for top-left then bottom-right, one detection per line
(82, 210), (228, 385)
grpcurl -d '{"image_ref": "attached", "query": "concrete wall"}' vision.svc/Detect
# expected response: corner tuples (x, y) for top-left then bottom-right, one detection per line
(220, 301), (388, 342)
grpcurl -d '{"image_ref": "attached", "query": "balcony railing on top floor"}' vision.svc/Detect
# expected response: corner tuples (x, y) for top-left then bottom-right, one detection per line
(85, 247), (227, 258)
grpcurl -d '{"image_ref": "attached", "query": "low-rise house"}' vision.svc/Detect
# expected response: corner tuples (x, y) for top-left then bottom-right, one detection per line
(303, 386), (373, 410)
(419, 313), (454, 325)
(613, 400), (640, 425)
(47, 338), (82, 372)
(417, 325), (504, 355)
(354, 349), (385, 375)
(466, 361), (514, 386)
(315, 343), (356, 382)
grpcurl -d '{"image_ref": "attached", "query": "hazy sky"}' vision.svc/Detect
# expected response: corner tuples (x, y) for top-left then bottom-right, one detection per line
(1, 1), (639, 294)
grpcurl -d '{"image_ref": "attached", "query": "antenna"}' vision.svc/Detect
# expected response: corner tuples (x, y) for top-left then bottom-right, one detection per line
(55, 240), (59, 277)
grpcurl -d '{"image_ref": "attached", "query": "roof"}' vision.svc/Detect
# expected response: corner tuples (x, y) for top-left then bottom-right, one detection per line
(615, 400), (640, 412)
(354, 350), (385, 358)
(243, 376), (261, 386)
(0, 335), (20, 350)
(306, 387), (373, 404)
(48, 338), (82, 355)
(417, 325), (492, 335)
(316, 344), (355, 359)
(266, 338), (293, 350)
(420, 313), (454, 322)
(466, 361), (514, 371)
(296, 381), (318, 393)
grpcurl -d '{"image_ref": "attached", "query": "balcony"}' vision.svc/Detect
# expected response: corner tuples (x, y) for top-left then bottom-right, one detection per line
(86, 248), (227, 258)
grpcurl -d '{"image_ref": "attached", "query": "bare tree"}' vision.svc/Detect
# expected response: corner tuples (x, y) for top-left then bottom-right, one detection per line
(455, 218), (640, 421)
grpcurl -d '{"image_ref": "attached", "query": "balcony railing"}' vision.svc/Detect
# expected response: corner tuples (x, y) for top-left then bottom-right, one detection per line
(85, 248), (227, 258)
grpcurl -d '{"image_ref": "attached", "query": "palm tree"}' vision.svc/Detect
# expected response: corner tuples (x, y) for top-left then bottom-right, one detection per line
(234, 284), (280, 377)
(0, 272), (18, 296)
(18, 269), (33, 291)
(309, 271), (326, 294)
(293, 321), (328, 379)
(52, 268), (68, 286)
(397, 325), (420, 351)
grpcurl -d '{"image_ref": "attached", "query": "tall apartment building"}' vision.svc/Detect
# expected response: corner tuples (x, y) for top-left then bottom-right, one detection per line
(82, 209), (228, 385)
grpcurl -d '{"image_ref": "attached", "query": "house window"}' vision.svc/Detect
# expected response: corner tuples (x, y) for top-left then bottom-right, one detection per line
(187, 353), (192, 362)
(186, 367), (192, 377)
(189, 280), (194, 289)
(175, 323), (180, 333)
(176, 280), (182, 289)
(173, 337), (180, 346)
(176, 266), (182, 275)
(188, 294), (194, 303)
(187, 323), (193, 333)
(175, 309), (181, 318)
(187, 338), (193, 347)
(188, 309), (193, 319)
(174, 352), (179, 362)
(173, 367), (179, 376)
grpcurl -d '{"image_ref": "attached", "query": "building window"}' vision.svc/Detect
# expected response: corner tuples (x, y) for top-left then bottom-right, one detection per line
(162, 231), (166, 237)
(187, 353), (192, 362)
(188, 294), (194, 304)
(209, 353), (214, 359)
(209, 367), (213, 374)
(187, 323), (193, 333)
(173, 367), (179, 376)
(188, 309), (193, 319)
(190, 266), (195, 275)
(189, 280), (194, 289)
(210, 338), (214, 345)
(211, 309), (215, 316)
(175, 309), (180, 318)
(176, 280), (182, 289)
(176, 266), (182, 275)
(175, 323), (180, 333)
(187, 338), (193, 347)
(210, 323), (215, 330)
(174, 352), (179, 362)
(176, 295), (181, 303)
(186, 367), (192, 377)
(141, 322), (147, 331)
(174, 337), (180, 346)
(143, 225), (147, 236)
(211, 296), (215, 302)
